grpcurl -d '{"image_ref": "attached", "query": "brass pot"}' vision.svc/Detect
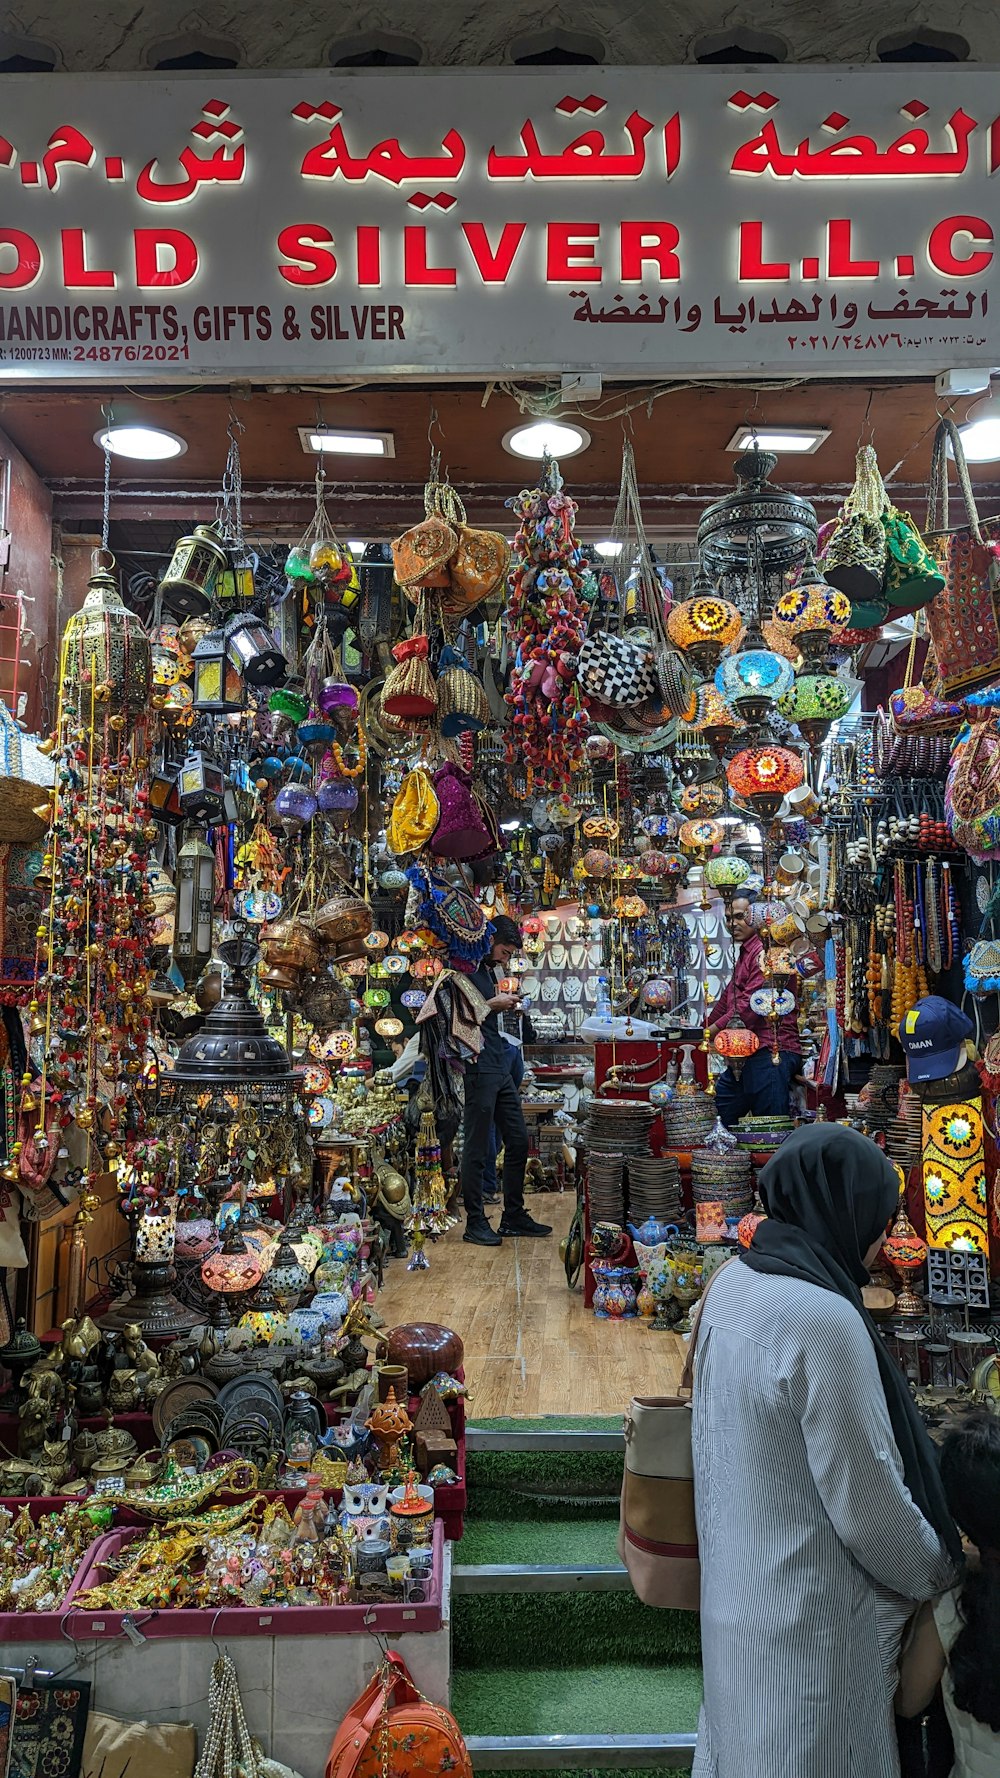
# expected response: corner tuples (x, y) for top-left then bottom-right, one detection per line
(258, 962), (301, 990)
(312, 894), (373, 946)
(261, 917), (322, 973)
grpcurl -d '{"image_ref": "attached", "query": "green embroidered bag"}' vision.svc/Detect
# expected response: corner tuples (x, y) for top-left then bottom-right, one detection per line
(883, 506), (945, 608)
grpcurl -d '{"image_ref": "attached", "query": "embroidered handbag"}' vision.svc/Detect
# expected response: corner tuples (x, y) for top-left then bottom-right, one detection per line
(381, 594), (438, 721)
(392, 487), (458, 589)
(820, 445), (888, 604)
(964, 881), (1000, 994)
(945, 716), (1000, 861)
(388, 767), (440, 856)
(581, 440), (681, 716)
(883, 505), (945, 609)
(926, 415), (1000, 694)
(325, 1651), (472, 1778)
(436, 644), (489, 737)
(577, 631), (659, 708)
(889, 617), (963, 737)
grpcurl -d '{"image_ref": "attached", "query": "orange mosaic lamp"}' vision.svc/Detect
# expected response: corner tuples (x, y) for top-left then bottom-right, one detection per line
(726, 744), (804, 818)
(678, 817), (723, 858)
(666, 590), (744, 678)
(712, 1020), (761, 1079)
(881, 1206), (928, 1316)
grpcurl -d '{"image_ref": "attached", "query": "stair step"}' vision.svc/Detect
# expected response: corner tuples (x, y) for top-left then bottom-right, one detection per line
(454, 1562), (630, 1594)
(461, 1512), (619, 1569)
(466, 1734), (696, 1770)
(467, 1427), (623, 1452)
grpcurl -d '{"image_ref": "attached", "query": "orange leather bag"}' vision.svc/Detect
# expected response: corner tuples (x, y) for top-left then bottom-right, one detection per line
(325, 1652), (472, 1778)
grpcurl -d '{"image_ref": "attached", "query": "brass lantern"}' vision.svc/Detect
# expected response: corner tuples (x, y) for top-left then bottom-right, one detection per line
(192, 628), (246, 714)
(148, 762), (184, 827)
(172, 832), (215, 984)
(225, 612), (287, 688)
(61, 554), (152, 726)
(177, 750), (227, 824)
(158, 524), (229, 620)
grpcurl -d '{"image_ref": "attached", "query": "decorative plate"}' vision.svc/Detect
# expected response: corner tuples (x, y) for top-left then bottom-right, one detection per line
(151, 1376), (219, 1442)
(308, 1096), (336, 1128)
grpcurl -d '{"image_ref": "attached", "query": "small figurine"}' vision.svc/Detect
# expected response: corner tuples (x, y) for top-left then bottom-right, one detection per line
(122, 1323), (159, 1379)
(17, 1395), (48, 1458)
(108, 1368), (140, 1414)
(291, 1475), (326, 1544)
(365, 1387), (412, 1471)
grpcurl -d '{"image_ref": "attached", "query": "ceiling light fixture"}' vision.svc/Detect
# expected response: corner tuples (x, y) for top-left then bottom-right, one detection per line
(955, 390), (1000, 463)
(726, 426), (830, 455)
(346, 540), (365, 556)
(594, 540), (622, 557)
(298, 426), (395, 458)
(502, 419), (591, 460)
(94, 424), (187, 461)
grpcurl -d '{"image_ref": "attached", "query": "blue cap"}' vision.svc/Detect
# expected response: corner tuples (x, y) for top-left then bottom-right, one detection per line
(897, 996), (974, 1084)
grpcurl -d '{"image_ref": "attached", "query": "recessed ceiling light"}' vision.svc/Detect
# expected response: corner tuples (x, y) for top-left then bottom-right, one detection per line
(726, 427), (830, 455)
(94, 424), (187, 461)
(594, 540), (621, 558)
(502, 419), (591, 460)
(955, 393), (1000, 462)
(298, 426), (394, 458)
(346, 540), (365, 556)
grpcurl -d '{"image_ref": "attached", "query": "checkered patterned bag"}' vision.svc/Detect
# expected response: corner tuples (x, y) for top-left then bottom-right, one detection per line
(578, 632), (659, 707)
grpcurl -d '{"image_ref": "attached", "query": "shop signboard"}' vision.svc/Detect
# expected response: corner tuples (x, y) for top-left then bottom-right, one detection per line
(0, 66), (997, 379)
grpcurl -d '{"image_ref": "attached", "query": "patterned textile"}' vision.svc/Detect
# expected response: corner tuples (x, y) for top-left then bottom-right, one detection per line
(0, 1677), (15, 1778)
(691, 1261), (953, 1778)
(9, 1681), (91, 1778)
(921, 1097), (990, 1253)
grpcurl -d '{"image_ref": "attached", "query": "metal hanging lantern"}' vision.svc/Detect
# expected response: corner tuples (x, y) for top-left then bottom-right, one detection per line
(168, 926), (297, 1103)
(225, 612), (287, 688)
(192, 627), (247, 714)
(698, 447), (818, 579)
(158, 524), (229, 619)
(61, 552), (152, 726)
(148, 762), (184, 827)
(177, 750), (227, 824)
(172, 831), (215, 984)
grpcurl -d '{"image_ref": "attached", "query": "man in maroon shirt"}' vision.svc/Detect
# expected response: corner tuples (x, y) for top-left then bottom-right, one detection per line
(708, 896), (803, 1128)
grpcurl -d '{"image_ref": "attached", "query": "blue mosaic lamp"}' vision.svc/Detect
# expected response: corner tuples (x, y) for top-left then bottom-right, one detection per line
(715, 646), (794, 724)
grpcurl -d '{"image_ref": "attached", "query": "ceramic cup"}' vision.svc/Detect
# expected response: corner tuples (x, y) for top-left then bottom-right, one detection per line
(784, 784), (821, 823)
(377, 1363), (409, 1404)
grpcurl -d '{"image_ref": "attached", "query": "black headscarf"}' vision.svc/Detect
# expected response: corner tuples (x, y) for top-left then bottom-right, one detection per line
(743, 1123), (962, 1565)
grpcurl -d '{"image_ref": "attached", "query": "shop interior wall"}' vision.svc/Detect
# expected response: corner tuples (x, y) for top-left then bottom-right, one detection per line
(0, 425), (54, 735)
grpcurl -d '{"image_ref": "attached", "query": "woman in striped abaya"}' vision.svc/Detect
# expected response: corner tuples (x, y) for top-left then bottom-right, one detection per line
(691, 1124), (961, 1778)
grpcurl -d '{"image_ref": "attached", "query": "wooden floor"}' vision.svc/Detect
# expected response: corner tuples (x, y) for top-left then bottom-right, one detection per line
(377, 1194), (686, 1418)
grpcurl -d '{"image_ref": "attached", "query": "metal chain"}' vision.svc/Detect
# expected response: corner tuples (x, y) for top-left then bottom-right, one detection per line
(218, 412), (246, 550)
(100, 404), (113, 552)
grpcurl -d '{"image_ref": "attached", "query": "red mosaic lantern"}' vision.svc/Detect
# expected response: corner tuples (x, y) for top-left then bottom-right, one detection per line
(726, 745), (804, 818)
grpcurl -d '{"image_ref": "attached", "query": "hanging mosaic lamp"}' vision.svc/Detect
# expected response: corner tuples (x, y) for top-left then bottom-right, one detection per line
(697, 446), (818, 578)
(726, 744), (804, 818)
(778, 674), (851, 747)
(678, 818), (723, 859)
(760, 945), (797, 987)
(771, 574), (852, 668)
(692, 683), (740, 754)
(715, 645), (794, 725)
(712, 1019), (761, 1078)
(666, 572), (744, 678)
(704, 853), (753, 903)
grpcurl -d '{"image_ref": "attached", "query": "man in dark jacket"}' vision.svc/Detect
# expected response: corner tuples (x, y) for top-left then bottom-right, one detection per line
(461, 915), (551, 1247)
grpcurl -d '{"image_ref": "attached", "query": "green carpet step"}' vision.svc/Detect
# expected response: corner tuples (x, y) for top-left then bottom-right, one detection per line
(460, 1512), (621, 1569)
(453, 1589), (701, 1670)
(454, 1562), (629, 1594)
(453, 1664), (702, 1741)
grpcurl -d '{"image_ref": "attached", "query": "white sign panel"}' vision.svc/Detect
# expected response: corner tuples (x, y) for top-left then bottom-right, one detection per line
(0, 66), (997, 379)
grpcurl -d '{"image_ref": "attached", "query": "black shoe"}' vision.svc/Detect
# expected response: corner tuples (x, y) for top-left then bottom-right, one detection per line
(498, 1211), (553, 1237)
(463, 1217), (502, 1247)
